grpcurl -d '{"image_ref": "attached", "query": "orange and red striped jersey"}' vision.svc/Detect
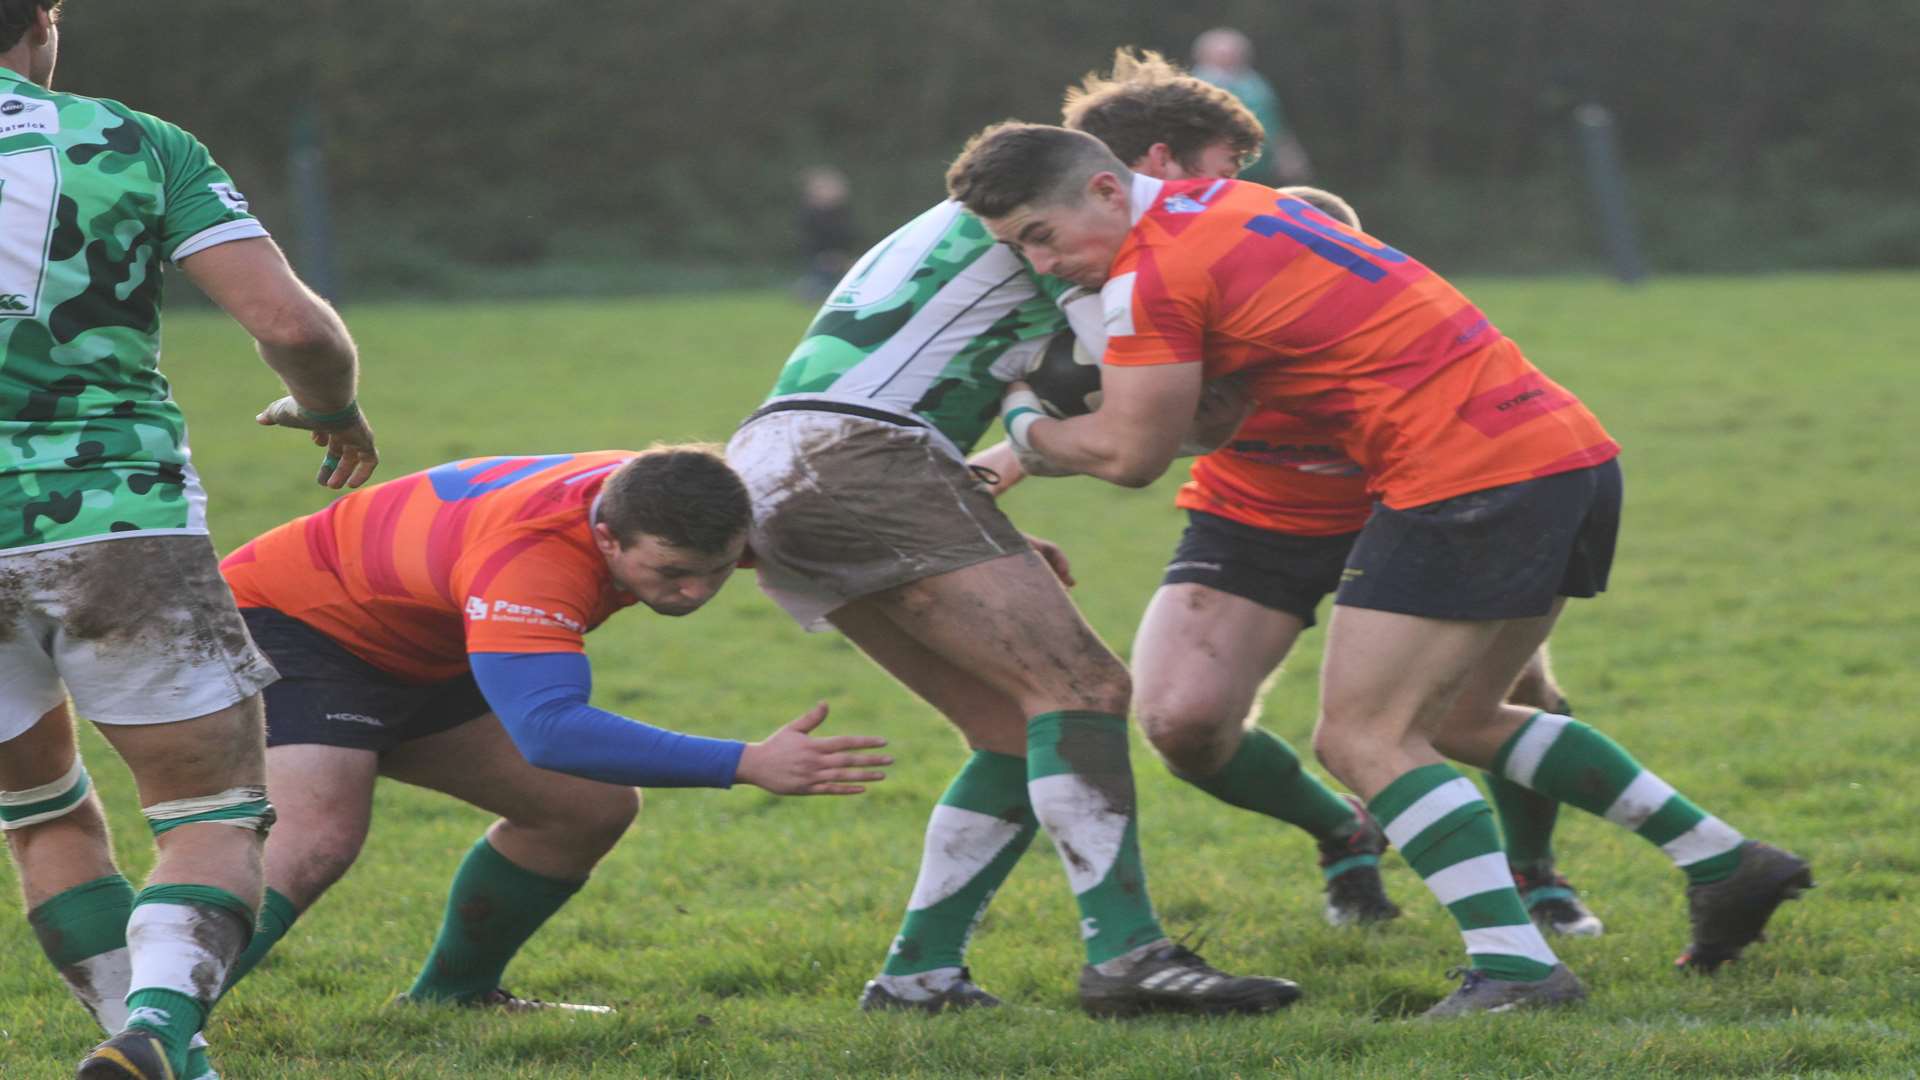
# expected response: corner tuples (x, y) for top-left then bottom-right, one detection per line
(1178, 407), (1372, 536)
(1103, 178), (1619, 509)
(223, 452), (640, 682)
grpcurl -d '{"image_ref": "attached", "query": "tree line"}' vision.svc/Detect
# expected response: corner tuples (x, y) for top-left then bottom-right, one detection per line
(54, 0), (1918, 293)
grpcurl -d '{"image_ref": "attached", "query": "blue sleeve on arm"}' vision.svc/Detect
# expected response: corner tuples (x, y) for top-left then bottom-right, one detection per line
(469, 651), (745, 789)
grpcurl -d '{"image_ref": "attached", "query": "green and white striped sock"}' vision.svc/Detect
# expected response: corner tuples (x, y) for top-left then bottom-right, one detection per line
(1493, 712), (1744, 885)
(1371, 764), (1558, 982)
(881, 750), (1038, 977)
(124, 884), (254, 1075)
(1028, 711), (1165, 965)
(27, 874), (135, 1031)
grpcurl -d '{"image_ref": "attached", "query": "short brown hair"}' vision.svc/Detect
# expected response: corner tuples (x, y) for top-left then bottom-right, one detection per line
(0, 0), (58, 53)
(1277, 185), (1361, 230)
(1063, 48), (1264, 174)
(946, 122), (1129, 220)
(596, 444), (748, 553)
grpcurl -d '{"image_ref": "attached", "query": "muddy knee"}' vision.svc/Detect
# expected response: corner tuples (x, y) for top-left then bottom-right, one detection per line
(274, 823), (365, 908)
(1137, 695), (1240, 776)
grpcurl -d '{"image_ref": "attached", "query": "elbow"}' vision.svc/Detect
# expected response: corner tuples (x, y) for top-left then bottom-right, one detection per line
(519, 738), (564, 773)
(499, 720), (561, 772)
(1102, 452), (1171, 489)
(256, 302), (348, 355)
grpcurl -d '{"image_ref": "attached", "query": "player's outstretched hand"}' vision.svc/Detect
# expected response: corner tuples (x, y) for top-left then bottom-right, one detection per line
(1026, 533), (1076, 588)
(257, 395), (381, 489)
(736, 702), (891, 796)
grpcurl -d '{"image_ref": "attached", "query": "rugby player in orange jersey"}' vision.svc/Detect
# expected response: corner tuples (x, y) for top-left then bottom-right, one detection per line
(974, 50), (1603, 938)
(212, 447), (891, 1012)
(949, 123), (1810, 1015)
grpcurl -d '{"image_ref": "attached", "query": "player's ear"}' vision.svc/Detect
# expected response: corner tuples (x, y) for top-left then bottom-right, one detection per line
(1089, 170), (1127, 206)
(1138, 143), (1177, 177)
(591, 521), (620, 555)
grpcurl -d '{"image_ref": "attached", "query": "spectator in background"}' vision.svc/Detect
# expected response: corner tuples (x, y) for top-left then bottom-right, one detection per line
(795, 165), (857, 302)
(1191, 27), (1311, 185)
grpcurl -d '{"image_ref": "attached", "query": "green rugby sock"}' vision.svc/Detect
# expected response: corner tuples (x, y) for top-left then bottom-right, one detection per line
(123, 987), (204, 1067)
(223, 887), (300, 992)
(27, 874), (135, 1030)
(124, 884), (253, 1074)
(882, 750), (1038, 976)
(1027, 711), (1165, 965)
(1184, 727), (1357, 842)
(406, 837), (584, 1003)
(1485, 772), (1561, 876)
(1371, 764), (1557, 982)
(1492, 713), (1744, 885)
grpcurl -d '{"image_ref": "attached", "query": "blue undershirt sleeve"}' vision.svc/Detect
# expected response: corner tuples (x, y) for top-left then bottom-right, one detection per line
(469, 651), (745, 789)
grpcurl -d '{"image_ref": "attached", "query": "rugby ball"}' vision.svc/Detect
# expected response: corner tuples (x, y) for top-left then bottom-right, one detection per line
(1027, 331), (1103, 418)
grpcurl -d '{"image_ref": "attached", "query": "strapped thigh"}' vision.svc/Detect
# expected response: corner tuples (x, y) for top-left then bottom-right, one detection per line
(143, 786), (277, 836)
(0, 758), (91, 830)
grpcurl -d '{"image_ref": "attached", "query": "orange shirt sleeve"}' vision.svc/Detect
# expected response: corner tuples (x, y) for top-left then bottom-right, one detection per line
(1100, 243), (1210, 368)
(450, 532), (602, 656)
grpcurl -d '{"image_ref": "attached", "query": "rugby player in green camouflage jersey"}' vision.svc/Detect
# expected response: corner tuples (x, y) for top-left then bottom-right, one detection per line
(0, 4), (379, 1078)
(726, 118), (1298, 1018)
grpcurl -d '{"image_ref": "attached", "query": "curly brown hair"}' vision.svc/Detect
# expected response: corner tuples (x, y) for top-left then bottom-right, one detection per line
(1062, 48), (1264, 173)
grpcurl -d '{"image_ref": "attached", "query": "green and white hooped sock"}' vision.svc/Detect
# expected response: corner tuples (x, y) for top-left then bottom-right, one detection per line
(881, 750), (1038, 981)
(1484, 771), (1561, 875)
(1493, 712), (1744, 885)
(1026, 711), (1165, 966)
(1183, 727), (1361, 858)
(27, 874), (136, 1031)
(1370, 764), (1558, 982)
(124, 884), (255, 1074)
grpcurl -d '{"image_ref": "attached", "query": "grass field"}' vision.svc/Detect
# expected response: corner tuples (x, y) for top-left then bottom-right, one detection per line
(2, 273), (1918, 1078)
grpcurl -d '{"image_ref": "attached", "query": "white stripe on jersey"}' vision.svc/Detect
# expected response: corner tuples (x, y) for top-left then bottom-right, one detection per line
(826, 242), (1037, 408)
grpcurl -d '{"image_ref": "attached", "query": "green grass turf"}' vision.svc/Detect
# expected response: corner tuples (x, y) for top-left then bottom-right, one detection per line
(2, 273), (1917, 1077)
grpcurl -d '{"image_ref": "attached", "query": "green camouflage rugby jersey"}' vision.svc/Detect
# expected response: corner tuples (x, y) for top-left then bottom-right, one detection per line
(766, 200), (1088, 453)
(0, 65), (267, 552)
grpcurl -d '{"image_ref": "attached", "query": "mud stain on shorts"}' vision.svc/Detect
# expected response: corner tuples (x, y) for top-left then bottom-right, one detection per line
(735, 412), (1025, 592)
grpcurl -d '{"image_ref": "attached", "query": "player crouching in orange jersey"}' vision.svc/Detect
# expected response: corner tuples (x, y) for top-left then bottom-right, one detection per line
(949, 124), (1809, 1017)
(213, 446), (891, 1012)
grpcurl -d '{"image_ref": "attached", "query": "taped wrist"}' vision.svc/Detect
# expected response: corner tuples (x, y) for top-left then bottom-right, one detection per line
(143, 786), (276, 837)
(296, 399), (360, 429)
(0, 758), (91, 830)
(1001, 388), (1046, 452)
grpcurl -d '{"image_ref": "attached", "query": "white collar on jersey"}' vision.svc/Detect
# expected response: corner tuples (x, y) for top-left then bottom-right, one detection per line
(1129, 173), (1164, 226)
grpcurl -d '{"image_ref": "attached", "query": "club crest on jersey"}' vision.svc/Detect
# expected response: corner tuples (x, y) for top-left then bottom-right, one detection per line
(1162, 194), (1211, 215)
(0, 96), (56, 136)
(208, 182), (250, 213)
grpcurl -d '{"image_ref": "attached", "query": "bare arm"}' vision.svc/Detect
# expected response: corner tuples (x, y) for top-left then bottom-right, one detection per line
(967, 440), (1028, 496)
(179, 237), (378, 487)
(1007, 363), (1203, 488)
(180, 237), (355, 406)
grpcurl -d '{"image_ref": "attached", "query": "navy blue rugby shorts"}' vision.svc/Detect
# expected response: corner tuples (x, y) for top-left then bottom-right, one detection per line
(240, 608), (489, 752)
(1334, 458), (1621, 621)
